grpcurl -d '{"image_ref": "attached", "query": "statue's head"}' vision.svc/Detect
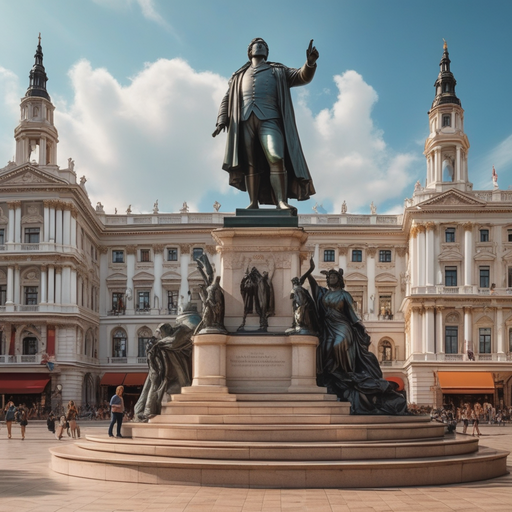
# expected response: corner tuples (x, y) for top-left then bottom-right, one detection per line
(291, 277), (300, 286)
(320, 268), (345, 290)
(248, 38), (269, 60)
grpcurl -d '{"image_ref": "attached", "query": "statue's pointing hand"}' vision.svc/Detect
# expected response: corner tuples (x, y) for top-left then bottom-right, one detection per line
(306, 39), (319, 67)
(212, 124), (226, 138)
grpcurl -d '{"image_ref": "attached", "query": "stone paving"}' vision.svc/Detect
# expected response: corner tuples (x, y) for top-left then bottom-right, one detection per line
(0, 420), (511, 512)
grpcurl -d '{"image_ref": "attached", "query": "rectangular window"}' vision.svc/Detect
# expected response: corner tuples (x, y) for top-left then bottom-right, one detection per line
(379, 295), (392, 319)
(509, 267), (512, 288)
(112, 250), (124, 263)
(137, 291), (150, 310)
(480, 229), (489, 242)
(352, 249), (362, 262)
(445, 326), (458, 354)
(0, 228), (4, 245)
(112, 292), (125, 311)
(140, 249), (150, 262)
(509, 329), (512, 353)
(0, 285), (6, 305)
(379, 250), (392, 262)
(508, 230), (512, 242)
(479, 266), (490, 288)
(168, 290), (178, 314)
(113, 337), (126, 358)
(192, 248), (203, 261)
(24, 286), (38, 305)
(323, 249), (335, 262)
(445, 266), (457, 286)
(445, 228), (455, 243)
(23, 337), (38, 355)
(167, 248), (178, 261)
(479, 327), (491, 354)
(24, 227), (40, 243)
(442, 114), (451, 127)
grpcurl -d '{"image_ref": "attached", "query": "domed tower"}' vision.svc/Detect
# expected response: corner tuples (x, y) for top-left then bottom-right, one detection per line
(424, 41), (471, 192)
(14, 34), (59, 169)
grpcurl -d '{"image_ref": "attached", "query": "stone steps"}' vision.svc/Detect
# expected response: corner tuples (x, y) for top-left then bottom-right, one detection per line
(49, 442), (508, 488)
(124, 420), (446, 442)
(77, 435), (479, 461)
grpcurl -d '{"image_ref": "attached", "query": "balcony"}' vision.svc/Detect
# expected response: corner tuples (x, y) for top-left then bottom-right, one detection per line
(411, 286), (512, 296)
(0, 354), (42, 364)
(107, 356), (147, 365)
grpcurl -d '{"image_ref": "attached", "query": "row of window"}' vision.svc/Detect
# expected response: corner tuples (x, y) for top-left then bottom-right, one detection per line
(112, 247), (204, 264)
(445, 265), (498, 288)
(0, 227), (40, 245)
(323, 249), (392, 263)
(445, 227), (512, 243)
(111, 290), (179, 313)
(443, 326), (512, 354)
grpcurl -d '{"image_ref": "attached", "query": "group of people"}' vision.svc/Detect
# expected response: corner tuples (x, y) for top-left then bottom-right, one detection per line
(3, 401), (28, 440)
(48, 400), (81, 440)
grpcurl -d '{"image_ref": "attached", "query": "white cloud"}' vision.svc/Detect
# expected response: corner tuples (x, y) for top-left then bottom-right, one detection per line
(0, 67), (20, 162)
(295, 70), (418, 213)
(55, 58), (227, 213)
(473, 133), (512, 190)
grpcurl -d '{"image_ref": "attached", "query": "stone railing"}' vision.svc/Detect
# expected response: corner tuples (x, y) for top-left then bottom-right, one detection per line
(0, 354), (42, 364)
(107, 356), (148, 365)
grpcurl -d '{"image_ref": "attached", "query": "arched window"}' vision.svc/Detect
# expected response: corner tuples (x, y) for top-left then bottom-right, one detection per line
(137, 327), (153, 357)
(85, 329), (94, 357)
(112, 328), (127, 358)
(379, 340), (393, 362)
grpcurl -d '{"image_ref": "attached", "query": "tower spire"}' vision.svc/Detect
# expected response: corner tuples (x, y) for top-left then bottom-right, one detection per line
(26, 33), (50, 100)
(430, 39), (460, 110)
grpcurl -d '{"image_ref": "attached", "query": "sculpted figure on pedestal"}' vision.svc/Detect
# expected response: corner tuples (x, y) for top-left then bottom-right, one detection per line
(305, 259), (408, 415)
(213, 38), (318, 212)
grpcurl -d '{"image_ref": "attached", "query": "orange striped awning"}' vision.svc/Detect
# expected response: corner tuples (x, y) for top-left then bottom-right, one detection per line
(438, 372), (495, 394)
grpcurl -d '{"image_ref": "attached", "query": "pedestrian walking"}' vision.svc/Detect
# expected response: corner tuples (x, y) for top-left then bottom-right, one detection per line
(472, 410), (481, 436)
(47, 411), (56, 433)
(55, 415), (66, 440)
(4, 401), (17, 439)
(17, 405), (28, 440)
(66, 400), (79, 438)
(462, 412), (469, 434)
(108, 385), (125, 438)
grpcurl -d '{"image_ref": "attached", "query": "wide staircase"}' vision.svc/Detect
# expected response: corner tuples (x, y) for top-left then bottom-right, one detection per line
(50, 393), (509, 488)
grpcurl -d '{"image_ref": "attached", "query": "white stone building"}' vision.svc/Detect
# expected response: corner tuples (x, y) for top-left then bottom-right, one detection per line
(1, 40), (511, 412)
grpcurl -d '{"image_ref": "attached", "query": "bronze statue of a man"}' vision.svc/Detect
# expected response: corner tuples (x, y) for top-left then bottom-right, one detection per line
(213, 38), (319, 211)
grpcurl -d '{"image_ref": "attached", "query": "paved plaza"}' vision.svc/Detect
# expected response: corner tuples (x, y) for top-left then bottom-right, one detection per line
(0, 421), (511, 512)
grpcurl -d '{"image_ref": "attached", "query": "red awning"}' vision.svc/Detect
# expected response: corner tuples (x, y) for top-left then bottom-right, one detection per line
(0, 373), (50, 394)
(100, 373), (126, 386)
(123, 373), (148, 386)
(386, 377), (404, 391)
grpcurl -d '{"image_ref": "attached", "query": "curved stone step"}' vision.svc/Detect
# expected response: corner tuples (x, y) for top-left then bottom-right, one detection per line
(50, 443), (509, 488)
(123, 421), (446, 442)
(78, 434), (479, 461)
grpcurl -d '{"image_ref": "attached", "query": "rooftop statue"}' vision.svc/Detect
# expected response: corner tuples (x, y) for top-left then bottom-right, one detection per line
(213, 38), (318, 212)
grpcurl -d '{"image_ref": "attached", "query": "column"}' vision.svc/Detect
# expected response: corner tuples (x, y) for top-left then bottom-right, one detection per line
(367, 247), (376, 317)
(178, 244), (190, 312)
(55, 267), (62, 304)
(14, 265), (20, 304)
(7, 202), (15, 243)
(425, 223), (435, 286)
(338, 246), (348, 270)
(6, 266), (14, 304)
(126, 245), (137, 310)
(496, 307), (505, 356)
(409, 226), (418, 290)
(62, 207), (71, 246)
(313, 244), (320, 266)
(153, 244), (164, 310)
(464, 306), (472, 353)
(49, 204), (56, 242)
(424, 306), (435, 355)
(70, 269), (77, 305)
(411, 307), (422, 354)
(70, 211), (77, 248)
(77, 274), (83, 307)
(40, 265), (47, 303)
(14, 202), (22, 244)
(456, 145), (461, 182)
(55, 206), (63, 245)
(463, 223), (473, 287)
(99, 248), (108, 314)
(436, 306), (444, 354)
(61, 265), (71, 303)
(39, 136), (46, 165)
(47, 265), (55, 303)
(417, 225), (426, 287)
(43, 201), (50, 242)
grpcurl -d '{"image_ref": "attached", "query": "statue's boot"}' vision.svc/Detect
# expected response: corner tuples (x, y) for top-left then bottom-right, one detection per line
(270, 171), (297, 214)
(245, 173), (260, 209)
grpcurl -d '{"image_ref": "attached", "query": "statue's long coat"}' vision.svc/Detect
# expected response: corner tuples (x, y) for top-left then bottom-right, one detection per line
(216, 61), (316, 204)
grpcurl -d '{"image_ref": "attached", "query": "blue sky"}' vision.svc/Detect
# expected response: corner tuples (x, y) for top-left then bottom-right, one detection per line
(0, 0), (511, 215)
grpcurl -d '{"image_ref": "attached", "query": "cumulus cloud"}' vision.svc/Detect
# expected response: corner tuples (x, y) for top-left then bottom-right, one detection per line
(55, 58), (227, 213)
(295, 70), (418, 213)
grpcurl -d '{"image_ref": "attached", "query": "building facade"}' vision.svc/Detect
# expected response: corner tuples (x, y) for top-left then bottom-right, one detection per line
(1, 41), (511, 411)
